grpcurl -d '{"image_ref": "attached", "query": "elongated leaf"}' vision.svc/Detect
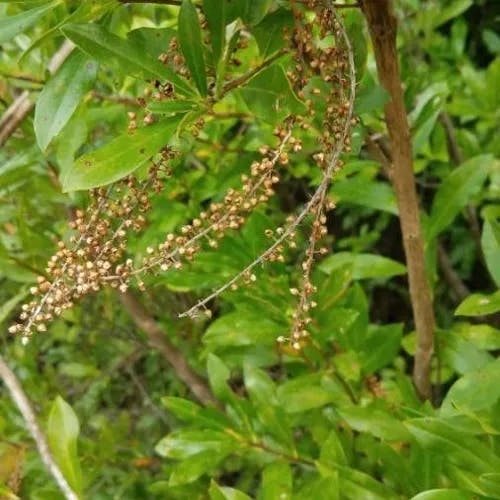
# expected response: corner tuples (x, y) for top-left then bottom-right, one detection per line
(0, 288), (27, 324)
(441, 358), (500, 416)
(147, 100), (198, 115)
(209, 481), (252, 500)
(19, 0), (117, 65)
(260, 463), (292, 500)
(35, 51), (97, 151)
(481, 216), (500, 287)
(405, 417), (500, 473)
(455, 291), (500, 316)
(203, 0), (225, 64)
(0, 0), (60, 44)
(61, 23), (193, 96)
(428, 155), (492, 238)
(179, 0), (207, 96)
(155, 429), (236, 460)
(319, 252), (406, 280)
(410, 490), (471, 500)
(47, 396), (82, 494)
(62, 116), (183, 191)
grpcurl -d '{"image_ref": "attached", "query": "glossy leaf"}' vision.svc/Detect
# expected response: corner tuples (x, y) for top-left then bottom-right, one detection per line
(260, 463), (292, 500)
(319, 252), (406, 280)
(410, 490), (472, 500)
(61, 23), (193, 96)
(427, 155), (492, 238)
(203, 312), (282, 348)
(209, 480), (252, 500)
(251, 9), (294, 58)
(179, 0), (207, 96)
(47, 396), (82, 494)
(455, 291), (500, 316)
(62, 116), (183, 191)
(441, 358), (500, 416)
(405, 417), (500, 473)
(203, 0), (226, 64)
(481, 216), (500, 287)
(0, 0), (60, 43)
(34, 51), (97, 151)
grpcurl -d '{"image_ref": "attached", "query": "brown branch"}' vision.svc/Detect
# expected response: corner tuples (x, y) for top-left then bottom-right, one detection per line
(437, 243), (469, 302)
(365, 132), (471, 308)
(0, 41), (74, 148)
(361, 0), (435, 400)
(119, 291), (219, 408)
(0, 354), (79, 500)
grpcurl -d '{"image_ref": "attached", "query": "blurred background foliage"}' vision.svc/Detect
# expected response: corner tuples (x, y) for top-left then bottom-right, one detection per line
(0, 0), (499, 498)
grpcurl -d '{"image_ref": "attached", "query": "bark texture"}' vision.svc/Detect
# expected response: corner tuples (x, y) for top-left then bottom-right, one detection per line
(361, 0), (435, 399)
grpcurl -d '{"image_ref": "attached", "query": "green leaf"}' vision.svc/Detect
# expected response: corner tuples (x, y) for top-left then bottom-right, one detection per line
(239, 65), (306, 123)
(331, 178), (398, 215)
(179, 0), (207, 96)
(360, 323), (403, 373)
(242, 0), (272, 26)
(260, 462), (292, 500)
(61, 23), (193, 96)
(203, 0), (226, 64)
(0, 288), (27, 324)
(147, 100), (199, 115)
(209, 481), (252, 500)
(481, 216), (500, 287)
(155, 430), (236, 460)
(47, 396), (82, 494)
(204, 312), (282, 348)
(338, 404), (411, 442)
(319, 252), (406, 280)
(243, 363), (292, 445)
(251, 9), (294, 58)
(427, 155), (492, 239)
(169, 450), (229, 486)
(441, 358), (500, 416)
(162, 396), (231, 430)
(455, 291), (500, 316)
(483, 29), (500, 55)
(343, 10), (368, 78)
(410, 490), (472, 500)
(34, 51), (97, 151)
(405, 417), (500, 473)
(0, 0), (60, 44)
(277, 374), (336, 413)
(62, 116), (183, 191)
(206, 353), (232, 401)
(429, 0), (473, 29)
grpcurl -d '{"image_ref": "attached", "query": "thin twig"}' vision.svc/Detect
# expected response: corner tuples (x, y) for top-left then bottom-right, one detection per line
(0, 41), (74, 147)
(0, 354), (79, 500)
(437, 243), (469, 302)
(361, 0), (436, 400)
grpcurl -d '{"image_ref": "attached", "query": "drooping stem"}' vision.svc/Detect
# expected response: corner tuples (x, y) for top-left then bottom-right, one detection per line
(361, 0), (435, 400)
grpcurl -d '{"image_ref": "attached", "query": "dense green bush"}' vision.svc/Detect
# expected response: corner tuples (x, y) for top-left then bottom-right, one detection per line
(0, 0), (499, 498)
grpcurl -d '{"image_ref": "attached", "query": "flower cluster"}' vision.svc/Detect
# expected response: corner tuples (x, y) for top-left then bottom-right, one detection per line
(10, 0), (356, 350)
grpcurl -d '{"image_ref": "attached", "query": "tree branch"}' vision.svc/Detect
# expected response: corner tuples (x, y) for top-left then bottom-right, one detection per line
(0, 354), (79, 500)
(0, 41), (74, 147)
(361, 0), (436, 400)
(119, 291), (219, 408)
